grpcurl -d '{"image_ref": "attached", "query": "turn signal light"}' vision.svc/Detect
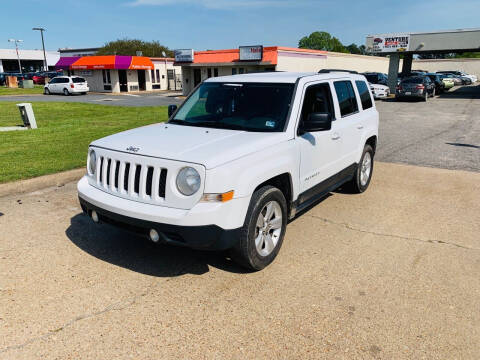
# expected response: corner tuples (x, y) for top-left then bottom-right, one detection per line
(201, 190), (234, 202)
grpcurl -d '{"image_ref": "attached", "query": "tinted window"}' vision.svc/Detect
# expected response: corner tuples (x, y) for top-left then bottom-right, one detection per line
(72, 77), (85, 83)
(402, 77), (424, 84)
(60, 78), (69, 83)
(49, 78), (58, 84)
(334, 81), (358, 117)
(355, 80), (373, 110)
(301, 83), (334, 123)
(364, 74), (378, 83)
(172, 82), (294, 132)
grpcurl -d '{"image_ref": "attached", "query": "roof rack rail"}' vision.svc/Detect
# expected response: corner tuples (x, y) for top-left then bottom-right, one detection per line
(318, 69), (358, 74)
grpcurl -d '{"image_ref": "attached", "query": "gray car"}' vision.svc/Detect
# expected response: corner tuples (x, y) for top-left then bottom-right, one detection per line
(396, 76), (436, 101)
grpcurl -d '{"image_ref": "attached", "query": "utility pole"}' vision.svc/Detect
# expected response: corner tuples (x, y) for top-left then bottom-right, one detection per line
(33, 27), (48, 72)
(8, 39), (23, 73)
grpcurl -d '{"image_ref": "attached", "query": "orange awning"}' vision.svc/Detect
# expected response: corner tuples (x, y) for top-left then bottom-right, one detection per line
(71, 56), (116, 70)
(129, 57), (154, 70)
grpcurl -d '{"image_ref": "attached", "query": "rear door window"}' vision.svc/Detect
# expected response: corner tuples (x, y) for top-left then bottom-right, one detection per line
(72, 77), (86, 83)
(355, 80), (373, 110)
(334, 81), (358, 117)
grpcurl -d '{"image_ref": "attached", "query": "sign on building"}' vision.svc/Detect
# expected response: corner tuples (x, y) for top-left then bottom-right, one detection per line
(174, 49), (194, 63)
(371, 34), (410, 53)
(239, 45), (263, 61)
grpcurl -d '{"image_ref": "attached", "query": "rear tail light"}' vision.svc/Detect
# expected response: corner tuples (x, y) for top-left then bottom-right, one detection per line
(70, 84), (74, 88)
(416, 85), (425, 89)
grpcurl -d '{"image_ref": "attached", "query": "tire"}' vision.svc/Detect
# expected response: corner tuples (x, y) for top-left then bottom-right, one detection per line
(432, 88), (436, 97)
(423, 91), (428, 102)
(44, 88), (50, 95)
(81, 92), (87, 95)
(346, 144), (374, 193)
(63, 88), (70, 96)
(230, 185), (287, 271)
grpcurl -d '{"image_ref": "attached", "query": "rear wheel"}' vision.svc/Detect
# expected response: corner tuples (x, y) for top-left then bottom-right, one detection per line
(432, 88), (436, 97)
(346, 144), (374, 193)
(423, 91), (428, 102)
(63, 88), (70, 96)
(230, 185), (287, 271)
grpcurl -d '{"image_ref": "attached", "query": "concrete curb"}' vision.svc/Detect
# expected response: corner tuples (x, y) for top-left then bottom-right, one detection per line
(0, 168), (85, 198)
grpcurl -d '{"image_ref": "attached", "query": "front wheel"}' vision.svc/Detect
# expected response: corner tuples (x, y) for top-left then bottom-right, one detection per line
(44, 88), (50, 95)
(423, 91), (428, 102)
(63, 88), (70, 96)
(231, 186), (287, 271)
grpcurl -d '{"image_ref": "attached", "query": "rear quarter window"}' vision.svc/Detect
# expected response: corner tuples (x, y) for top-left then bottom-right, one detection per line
(72, 77), (86, 83)
(355, 80), (373, 110)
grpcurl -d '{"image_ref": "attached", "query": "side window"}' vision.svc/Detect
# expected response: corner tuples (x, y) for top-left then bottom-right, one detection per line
(300, 83), (335, 124)
(355, 80), (373, 110)
(334, 81), (358, 117)
(49, 78), (57, 84)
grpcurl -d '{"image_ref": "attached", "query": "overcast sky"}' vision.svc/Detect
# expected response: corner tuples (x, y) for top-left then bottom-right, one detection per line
(3, 0), (479, 52)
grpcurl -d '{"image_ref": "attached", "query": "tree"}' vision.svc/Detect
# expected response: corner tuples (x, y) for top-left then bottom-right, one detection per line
(346, 43), (361, 54)
(97, 39), (174, 57)
(298, 31), (348, 53)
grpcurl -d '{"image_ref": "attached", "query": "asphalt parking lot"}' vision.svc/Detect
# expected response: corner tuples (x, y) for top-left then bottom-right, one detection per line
(0, 91), (184, 107)
(1, 85), (479, 359)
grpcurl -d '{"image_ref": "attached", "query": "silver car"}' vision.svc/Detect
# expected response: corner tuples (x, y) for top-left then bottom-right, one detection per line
(396, 76), (436, 101)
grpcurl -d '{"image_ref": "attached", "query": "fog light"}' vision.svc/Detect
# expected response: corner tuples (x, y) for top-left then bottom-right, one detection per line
(149, 229), (160, 243)
(91, 210), (99, 223)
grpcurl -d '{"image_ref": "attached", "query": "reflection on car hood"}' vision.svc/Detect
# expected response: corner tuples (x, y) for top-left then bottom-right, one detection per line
(91, 123), (289, 169)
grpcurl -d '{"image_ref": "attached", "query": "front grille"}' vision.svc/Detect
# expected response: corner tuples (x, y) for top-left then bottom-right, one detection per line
(96, 155), (168, 202)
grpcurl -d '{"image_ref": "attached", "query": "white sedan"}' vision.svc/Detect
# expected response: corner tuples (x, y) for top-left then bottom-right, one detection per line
(369, 83), (390, 99)
(44, 76), (89, 96)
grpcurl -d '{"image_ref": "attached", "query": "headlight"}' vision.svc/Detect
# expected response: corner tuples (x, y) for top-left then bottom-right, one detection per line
(176, 167), (201, 196)
(88, 149), (96, 175)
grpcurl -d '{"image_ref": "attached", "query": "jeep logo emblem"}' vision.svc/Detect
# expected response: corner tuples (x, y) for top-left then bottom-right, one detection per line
(126, 146), (140, 153)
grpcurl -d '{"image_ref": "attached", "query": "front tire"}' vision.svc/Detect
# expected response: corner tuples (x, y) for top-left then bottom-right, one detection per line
(44, 88), (50, 95)
(347, 144), (374, 193)
(231, 186), (287, 271)
(63, 88), (70, 96)
(423, 91), (428, 102)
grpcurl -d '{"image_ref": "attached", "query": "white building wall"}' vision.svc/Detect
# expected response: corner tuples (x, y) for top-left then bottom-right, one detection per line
(413, 58), (480, 78)
(0, 59), (3, 72)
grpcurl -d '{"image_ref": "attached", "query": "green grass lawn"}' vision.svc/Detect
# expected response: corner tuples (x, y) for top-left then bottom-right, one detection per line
(0, 85), (44, 96)
(0, 102), (167, 183)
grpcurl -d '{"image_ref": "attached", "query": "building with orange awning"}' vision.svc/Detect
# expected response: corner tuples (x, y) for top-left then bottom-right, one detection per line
(55, 54), (182, 93)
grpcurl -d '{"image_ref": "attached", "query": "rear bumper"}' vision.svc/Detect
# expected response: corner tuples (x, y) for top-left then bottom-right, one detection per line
(79, 197), (241, 250)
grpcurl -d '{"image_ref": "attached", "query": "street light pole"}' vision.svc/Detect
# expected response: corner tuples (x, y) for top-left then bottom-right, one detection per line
(33, 27), (48, 72)
(8, 39), (23, 74)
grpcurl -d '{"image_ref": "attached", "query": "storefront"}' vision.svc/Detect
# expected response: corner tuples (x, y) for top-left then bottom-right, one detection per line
(55, 55), (182, 93)
(175, 46), (329, 95)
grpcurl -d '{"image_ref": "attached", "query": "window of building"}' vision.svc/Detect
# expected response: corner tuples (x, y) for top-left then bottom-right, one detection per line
(156, 69), (160, 83)
(214, 68), (218, 77)
(355, 80), (373, 110)
(207, 68), (212, 78)
(333, 81), (358, 117)
(301, 83), (335, 124)
(151, 69), (155, 83)
(239, 68), (244, 74)
(102, 69), (111, 84)
(232, 68), (237, 75)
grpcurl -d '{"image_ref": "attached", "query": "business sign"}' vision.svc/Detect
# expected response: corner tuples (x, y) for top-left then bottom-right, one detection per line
(174, 49), (194, 62)
(239, 45), (263, 61)
(371, 34), (410, 53)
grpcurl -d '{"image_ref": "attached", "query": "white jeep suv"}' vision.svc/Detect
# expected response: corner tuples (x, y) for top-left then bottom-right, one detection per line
(78, 70), (379, 270)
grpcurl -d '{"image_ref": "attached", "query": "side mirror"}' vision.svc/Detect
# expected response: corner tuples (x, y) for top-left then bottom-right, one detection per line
(299, 112), (332, 135)
(168, 104), (178, 117)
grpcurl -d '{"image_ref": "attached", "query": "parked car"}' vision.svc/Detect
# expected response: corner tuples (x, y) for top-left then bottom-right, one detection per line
(440, 74), (463, 86)
(437, 71), (477, 83)
(425, 73), (445, 94)
(438, 75), (455, 90)
(396, 75), (436, 101)
(369, 83), (390, 99)
(32, 73), (46, 85)
(362, 72), (388, 86)
(44, 76), (89, 95)
(77, 71), (379, 270)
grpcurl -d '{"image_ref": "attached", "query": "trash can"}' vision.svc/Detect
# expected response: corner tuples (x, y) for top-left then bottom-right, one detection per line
(16, 103), (37, 129)
(19, 79), (34, 89)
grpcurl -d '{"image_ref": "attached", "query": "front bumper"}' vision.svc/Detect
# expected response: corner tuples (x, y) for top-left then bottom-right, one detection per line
(77, 176), (249, 250)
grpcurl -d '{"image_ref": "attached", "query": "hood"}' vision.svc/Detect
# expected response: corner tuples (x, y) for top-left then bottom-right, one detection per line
(91, 123), (290, 169)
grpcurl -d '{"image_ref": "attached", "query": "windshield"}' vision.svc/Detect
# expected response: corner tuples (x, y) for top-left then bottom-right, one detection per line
(72, 77), (86, 83)
(170, 82), (295, 132)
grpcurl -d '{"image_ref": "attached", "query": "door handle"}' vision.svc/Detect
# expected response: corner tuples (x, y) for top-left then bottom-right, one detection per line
(357, 125), (364, 129)
(331, 132), (340, 140)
